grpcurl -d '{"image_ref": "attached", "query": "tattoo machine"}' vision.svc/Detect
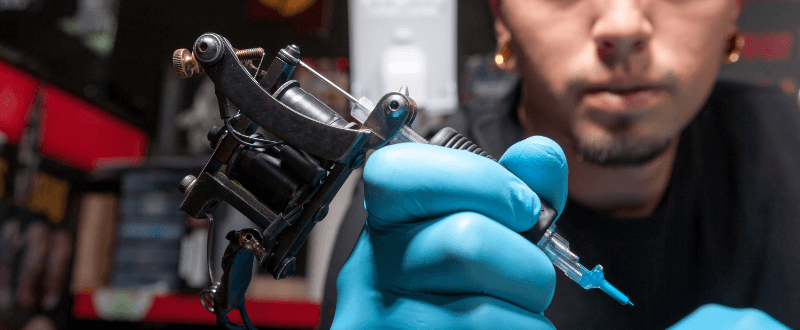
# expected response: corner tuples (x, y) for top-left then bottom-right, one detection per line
(172, 32), (631, 329)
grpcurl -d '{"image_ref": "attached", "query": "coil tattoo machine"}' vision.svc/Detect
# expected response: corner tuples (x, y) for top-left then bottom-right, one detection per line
(172, 32), (630, 330)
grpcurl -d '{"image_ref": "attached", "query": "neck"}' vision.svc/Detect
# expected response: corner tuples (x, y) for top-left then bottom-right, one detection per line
(517, 90), (678, 219)
(562, 138), (678, 218)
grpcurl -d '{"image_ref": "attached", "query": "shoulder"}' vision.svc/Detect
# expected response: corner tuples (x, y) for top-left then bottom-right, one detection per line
(701, 82), (800, 327)
(704, 81), (800, 163)
(710, 80), (792, 101)
(707, 81), (800, 131)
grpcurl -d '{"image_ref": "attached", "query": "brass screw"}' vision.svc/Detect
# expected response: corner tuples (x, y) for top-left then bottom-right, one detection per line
(173, 48), (202, 78)
(172, 47), (265, 78)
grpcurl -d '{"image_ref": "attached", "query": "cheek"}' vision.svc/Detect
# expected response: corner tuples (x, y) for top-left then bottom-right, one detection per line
(506, 1), (595, 91)
(654, 28), (723, 88)
(521, 40), (597, 136)
(650, 4), (732, 119)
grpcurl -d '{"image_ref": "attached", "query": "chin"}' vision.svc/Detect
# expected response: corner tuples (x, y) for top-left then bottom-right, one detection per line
(573, 134), (673, 167)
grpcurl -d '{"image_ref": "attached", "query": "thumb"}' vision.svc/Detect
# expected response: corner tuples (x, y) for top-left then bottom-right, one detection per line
(499, 136), (569, 215)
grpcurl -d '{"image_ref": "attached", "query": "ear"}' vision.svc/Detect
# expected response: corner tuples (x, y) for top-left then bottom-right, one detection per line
(489, 0), (518, 72)
(726, 0), (743, 35)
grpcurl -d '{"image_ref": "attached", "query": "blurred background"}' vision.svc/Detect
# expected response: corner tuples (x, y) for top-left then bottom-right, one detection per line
(0, 0), (797, 329)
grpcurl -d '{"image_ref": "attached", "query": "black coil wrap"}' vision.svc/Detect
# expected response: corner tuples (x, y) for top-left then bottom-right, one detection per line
(429, 127), (493, 160)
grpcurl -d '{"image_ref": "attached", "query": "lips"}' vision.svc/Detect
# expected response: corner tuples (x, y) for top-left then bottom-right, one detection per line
(581, 85), (669, 114)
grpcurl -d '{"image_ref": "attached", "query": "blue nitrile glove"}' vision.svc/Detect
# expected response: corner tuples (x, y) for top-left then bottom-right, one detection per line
(330, 136), (569, 329)
(667, 304), (790, 330)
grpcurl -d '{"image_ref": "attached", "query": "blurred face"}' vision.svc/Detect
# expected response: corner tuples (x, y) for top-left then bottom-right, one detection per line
(493, 0), (739, 165)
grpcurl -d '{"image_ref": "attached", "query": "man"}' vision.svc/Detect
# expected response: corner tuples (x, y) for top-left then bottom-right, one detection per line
(322, 0), (800, 328)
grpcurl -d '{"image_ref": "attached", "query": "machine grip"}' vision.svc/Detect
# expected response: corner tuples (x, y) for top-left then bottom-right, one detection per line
(429, 126), (558, 242)
(428, 127), (492, 159)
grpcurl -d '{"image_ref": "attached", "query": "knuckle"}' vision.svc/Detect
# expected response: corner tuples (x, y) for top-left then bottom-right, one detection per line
(426, 213), (495, 263)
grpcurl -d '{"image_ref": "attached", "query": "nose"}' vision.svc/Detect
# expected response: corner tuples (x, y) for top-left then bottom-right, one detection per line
(592, 0), (653, 63)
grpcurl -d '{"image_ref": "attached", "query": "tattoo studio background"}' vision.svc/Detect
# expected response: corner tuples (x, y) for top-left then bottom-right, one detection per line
(719, 0), (800, 101)
(0, 0), (797, 329)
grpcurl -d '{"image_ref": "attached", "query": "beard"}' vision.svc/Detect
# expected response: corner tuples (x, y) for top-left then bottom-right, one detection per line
(574, 135), (672, 167)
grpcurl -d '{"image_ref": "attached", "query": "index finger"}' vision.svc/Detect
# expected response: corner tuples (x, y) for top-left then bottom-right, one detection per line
(363, 143), (541, 233)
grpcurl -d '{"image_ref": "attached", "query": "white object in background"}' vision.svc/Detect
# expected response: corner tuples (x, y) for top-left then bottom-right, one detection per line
(178, 228), (209, 289)
(349, 0), (458, 117)
(307, 168), (361, 301)
(175, 79), (220, 155)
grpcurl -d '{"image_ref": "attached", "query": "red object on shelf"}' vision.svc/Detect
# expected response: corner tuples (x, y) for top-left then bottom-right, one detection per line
(72, 291), (321, 329)
(740, 31), (795, 62)
(247, 0), (332, 34)
(39, 86), (148, 172)
(0, 60), (40, 145)
(0, 60), (149, 172)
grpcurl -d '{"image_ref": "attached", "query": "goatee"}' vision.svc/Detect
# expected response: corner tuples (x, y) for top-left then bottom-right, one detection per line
(575, 137), (672, 167)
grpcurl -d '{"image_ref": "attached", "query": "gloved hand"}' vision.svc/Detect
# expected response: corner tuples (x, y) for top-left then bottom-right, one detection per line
(667, 304), (790, 330)
(330, 136), (569, 329)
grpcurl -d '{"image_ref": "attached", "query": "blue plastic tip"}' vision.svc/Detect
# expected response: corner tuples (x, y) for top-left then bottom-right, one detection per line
(600, 281), (632, 306)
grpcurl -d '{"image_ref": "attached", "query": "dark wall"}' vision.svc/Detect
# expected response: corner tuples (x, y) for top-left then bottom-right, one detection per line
(62, 0), (495, 137)
(21, 0), (800, 142)
(109, 0), (353, 134)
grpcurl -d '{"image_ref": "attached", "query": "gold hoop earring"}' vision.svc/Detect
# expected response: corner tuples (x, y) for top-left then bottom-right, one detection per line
(724, 32), (745, 64)
(495, 42), (513, 66)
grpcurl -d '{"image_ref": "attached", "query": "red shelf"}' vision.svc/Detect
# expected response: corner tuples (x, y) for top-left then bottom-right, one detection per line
(0, 60), (148, 172)
(73, 291), (320, 329)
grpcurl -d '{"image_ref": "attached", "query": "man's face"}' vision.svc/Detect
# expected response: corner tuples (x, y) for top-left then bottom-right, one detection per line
(494, 0), (739, 165)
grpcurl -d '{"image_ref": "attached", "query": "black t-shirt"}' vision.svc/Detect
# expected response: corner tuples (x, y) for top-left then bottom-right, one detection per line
(319, 81), (800, 329)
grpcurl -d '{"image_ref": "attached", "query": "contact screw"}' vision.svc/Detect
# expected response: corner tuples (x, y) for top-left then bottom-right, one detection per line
(172, 47), (265, 78)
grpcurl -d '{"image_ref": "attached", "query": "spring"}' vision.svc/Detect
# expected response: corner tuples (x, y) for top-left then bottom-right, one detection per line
(235, 48), (265, 60)
(199, 281), (221, 313)
(199, 212), (219, 313)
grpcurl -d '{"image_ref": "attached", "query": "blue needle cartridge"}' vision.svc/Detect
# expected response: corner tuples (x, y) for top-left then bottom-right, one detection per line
(537, 224), (633, 306)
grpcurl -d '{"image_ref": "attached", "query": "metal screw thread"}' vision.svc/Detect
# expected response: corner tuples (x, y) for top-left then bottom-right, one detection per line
(235, 47), (265, 60)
